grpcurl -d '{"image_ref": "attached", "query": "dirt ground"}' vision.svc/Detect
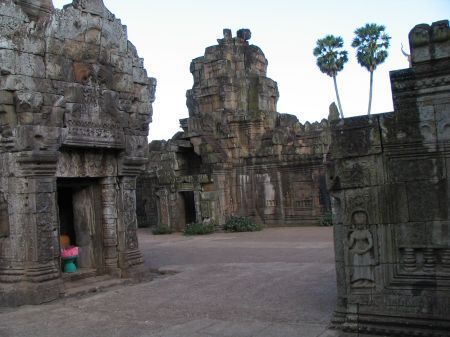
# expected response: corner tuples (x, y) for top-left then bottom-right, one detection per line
(0, 227), (337, 337)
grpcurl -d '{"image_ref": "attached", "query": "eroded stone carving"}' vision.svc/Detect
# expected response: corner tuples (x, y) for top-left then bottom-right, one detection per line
(347, 211), (374, 288)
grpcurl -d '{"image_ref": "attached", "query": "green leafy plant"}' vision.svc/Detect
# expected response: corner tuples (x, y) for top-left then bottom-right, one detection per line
(224, 216), (263, 232)
(313, 35), (348, 119)
(319, 211), (333, 227)
(352, 23), (391, 115)
(183, 221), (215, 235)
(151, 224), (173, 235)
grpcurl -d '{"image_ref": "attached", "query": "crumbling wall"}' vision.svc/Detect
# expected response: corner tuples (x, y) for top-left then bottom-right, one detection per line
(328, 20), (450, 336)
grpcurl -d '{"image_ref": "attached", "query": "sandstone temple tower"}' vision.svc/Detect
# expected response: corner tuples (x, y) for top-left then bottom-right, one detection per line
(137, 29), (331, 230)
(0, 0), (156, 305)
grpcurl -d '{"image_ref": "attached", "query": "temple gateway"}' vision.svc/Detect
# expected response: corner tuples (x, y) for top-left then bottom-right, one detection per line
(0, 0), (156, 305)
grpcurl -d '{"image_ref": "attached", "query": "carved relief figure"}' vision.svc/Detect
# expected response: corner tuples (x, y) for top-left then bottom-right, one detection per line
(348, 210), (375, 288)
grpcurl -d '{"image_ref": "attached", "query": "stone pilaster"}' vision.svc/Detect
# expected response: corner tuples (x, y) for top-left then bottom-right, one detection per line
(0, 151), (62, 306)
(100, 177), (120, 277)
(117, 176), (146, 278)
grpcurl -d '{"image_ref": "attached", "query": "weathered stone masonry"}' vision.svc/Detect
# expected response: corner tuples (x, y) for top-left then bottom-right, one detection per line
(137, 29), (331, 230)
(0, 0), (156, 305)
(328, 20), (450, 336)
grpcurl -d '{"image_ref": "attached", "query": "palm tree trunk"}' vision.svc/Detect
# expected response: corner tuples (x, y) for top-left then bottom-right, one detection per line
(367, 70), (373, 115)
(333, 75), (344, 119)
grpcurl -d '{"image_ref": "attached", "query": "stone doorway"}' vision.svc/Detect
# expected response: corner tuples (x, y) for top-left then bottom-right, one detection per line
(181, 191), (196, 225)
(57, 178), (104, 273)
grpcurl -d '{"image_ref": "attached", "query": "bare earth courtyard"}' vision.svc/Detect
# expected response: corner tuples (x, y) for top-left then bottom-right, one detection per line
(0, 227), (336, 337)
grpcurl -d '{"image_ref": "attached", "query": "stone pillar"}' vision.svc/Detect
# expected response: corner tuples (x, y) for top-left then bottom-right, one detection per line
(212, 166), (233, 226)
(0, 151), (62, 306)
(117, 176), (146, 278)
(156, 188), (170, 228)
(100, 177), (120, 277)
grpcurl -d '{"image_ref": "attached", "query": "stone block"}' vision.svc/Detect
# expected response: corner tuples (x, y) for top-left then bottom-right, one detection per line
(381, 183), (409, 224)
(387, 156), (445, 182)
(132, 67), (148, 85)
(17, 52), (45, 78)
(111, 53), (132, 74)
(436, 103), (450, 142)
(406, 179), (448, 221)
(394, 222), (429, 247)
(331, 116), (381, 158)
(113, 73), (133, 93)
(0, 91), (13, 105)
(15, 91), (43, 113)
(45, 53), (74, 81)
(0, 104), (17, 128)
(409, 23), (432, 63)
(85, 27), (101, 45)
(64, 40), (100, 62)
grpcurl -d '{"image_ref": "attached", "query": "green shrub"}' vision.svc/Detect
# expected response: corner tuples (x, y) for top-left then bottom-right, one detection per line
(183, 221), (215, 235)
(319, 211), (333, 227)
(224, 216), (263, 232)
(151, 224), (173, 235)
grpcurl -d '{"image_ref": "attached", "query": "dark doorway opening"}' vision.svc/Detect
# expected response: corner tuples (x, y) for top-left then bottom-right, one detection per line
(58, 187), (77, 246)
(182, 191), (196, 224)
(57, 178), (104, 272)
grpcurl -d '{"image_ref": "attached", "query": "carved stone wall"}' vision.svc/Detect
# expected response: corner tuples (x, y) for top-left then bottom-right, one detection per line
(328, 20), (450, 336)
(0, 0), (156, 306)
(137, 29), (331, 229)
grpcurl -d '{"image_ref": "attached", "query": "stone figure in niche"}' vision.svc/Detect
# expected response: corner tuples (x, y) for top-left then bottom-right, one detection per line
(348, 210), (375, 288)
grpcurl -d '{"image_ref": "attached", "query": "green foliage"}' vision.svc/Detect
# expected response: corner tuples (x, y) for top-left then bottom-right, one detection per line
(313, 35), (348, 78)
(151, 224), (173, 235)
(351, 23), (391, 72)
(351, 23), (391, 115)
(224, 216), (263, 232)
(183, 221), (215, 235)
(313, 34), (348, 119)
(319, 211), (333, 227)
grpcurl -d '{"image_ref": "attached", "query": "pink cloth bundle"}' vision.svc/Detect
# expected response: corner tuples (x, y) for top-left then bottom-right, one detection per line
(61, 246), (79, 259)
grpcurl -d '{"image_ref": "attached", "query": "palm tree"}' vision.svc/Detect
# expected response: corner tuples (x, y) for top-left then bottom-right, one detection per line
(313, 35), (348, 119)
(352, 24), (391, 115)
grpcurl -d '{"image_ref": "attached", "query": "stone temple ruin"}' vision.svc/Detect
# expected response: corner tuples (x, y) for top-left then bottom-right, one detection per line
(0, 0), (449, 334)
(0, 0), (156, 305)
(136, 21), (450, 336)
(328, 20), (450, 336)
(137, 29), (332, 230)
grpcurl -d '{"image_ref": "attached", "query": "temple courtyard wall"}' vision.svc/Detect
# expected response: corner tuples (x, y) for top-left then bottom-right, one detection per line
(328, 20), (450, 336)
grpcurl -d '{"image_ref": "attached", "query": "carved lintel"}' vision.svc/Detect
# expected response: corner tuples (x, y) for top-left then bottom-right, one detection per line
(62, 121), (125, 150)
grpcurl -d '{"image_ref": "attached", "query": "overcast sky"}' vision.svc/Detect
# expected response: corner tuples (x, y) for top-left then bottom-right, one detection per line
(53, 0), (450, 141)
